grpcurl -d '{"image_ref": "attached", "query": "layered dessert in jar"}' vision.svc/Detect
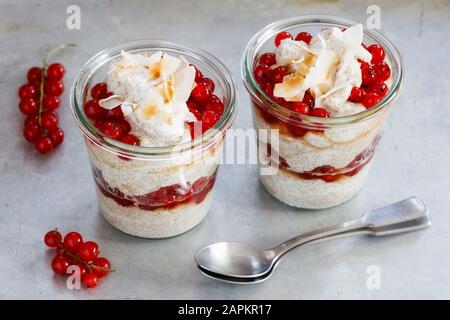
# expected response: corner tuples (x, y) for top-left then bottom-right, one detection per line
(242, 16), (403, 209)
(71, 41), (236, 238)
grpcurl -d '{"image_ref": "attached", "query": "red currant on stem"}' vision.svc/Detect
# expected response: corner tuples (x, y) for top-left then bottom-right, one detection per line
(35, 137), (54, 154)
(63, 231), (83, 253)
(82, 272), (99, 288)
(44, 229), (62, 248)
(41, 111), (59, 130)
(46, 63), (65, 81)
(78, 241), (100, 261)
(198, 77), (215, 92)
(92, 257), (112, 277)
(27, 67), (42, 82)
(49, 128), (64, 146)
(52, 255), (70, 275)
(20, 43), (75, 153)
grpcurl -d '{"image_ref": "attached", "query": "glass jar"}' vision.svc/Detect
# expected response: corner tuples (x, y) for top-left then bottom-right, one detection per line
(71, 40), (237, 238)
(242, 15), (403, 209)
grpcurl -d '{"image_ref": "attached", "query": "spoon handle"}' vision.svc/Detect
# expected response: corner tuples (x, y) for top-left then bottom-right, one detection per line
(270, 197), (431, 260)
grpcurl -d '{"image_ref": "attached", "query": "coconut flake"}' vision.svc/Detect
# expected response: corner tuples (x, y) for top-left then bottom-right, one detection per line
(98, 94), (124, 110)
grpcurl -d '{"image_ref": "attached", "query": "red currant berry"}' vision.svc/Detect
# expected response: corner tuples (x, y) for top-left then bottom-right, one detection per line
(204, 99), (224, 115)
(82, 272), (99, 288)
(35, 137), (54, 154)
(55, 245), (65, 256)
(259, 53), (277, 66)
(121, 133), (140, 146)
(91, 83), (108, 100)
(367, 44), (385, 64)
(289, 102), (309, 115)
(42, 95), (60, 110)
(23, 124), (41, 143)
(198, 77), (215, 92)
(52, 255), (70, 275)
(201, 110), (219, 133)
(274, 31), (292, 47)
(348, 87), (363, 103)
(63, 232), (83, 253)
(272, 66), (286, 84)
(48, 127), (64, 146)
(361, 64), (378, 86)
(369, 80), (388, 97)
(302, 91), (315, 109)
(24, 115), (39, 127)
(374, 62), (391, 81)
(27, 67), (42, 82)
(263, 82), (275, 98)
(101, 121), (123, 139)
(92, 257), (111, 278)
(362, 92), (381, 109)
(19, 98), (38, 115)
(192, 65), (203, 82)
(18, 84), (36, 100)
(28, 80), (41, 90)
(309, 107), (329, 118)
(75, 263), (89, 277)
(191, 83), (212, 104)
(106, 106), (124, 120)
(84, 100), (105, 120)
(78, 241), (99, 262)
(44, 229), (62, 247)
(117, 119), (131, 134)
(254, 64), (272, 85)
(44, 80), (64, 96)
(295, 32), (312, 44)
(41, 111), (59, 130)
(46, 63), (65, 81)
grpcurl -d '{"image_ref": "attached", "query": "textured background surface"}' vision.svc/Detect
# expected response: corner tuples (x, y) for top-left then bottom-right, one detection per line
(0, 0), (449, 299)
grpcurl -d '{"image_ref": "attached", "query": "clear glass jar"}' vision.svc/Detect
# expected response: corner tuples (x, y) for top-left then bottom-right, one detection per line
(242, 15), (403, 209)
(71, 40), (237, 238)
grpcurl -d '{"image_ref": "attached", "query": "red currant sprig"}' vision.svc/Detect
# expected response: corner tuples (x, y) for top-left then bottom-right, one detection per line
(20, 43), (75, 154)
(43, 228), (114, 288)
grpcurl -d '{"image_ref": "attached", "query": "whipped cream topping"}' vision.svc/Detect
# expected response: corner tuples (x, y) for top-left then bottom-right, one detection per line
(273, 24), (373, 116)
(103, 51), (197, 147)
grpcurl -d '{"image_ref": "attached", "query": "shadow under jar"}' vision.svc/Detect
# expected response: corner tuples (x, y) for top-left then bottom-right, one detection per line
(242, 15), (403, 209)
(71, 40), (237, 238)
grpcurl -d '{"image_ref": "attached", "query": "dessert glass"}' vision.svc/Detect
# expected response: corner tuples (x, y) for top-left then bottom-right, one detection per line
(71, 40), (236, 238)
(242, 15), (403, 209)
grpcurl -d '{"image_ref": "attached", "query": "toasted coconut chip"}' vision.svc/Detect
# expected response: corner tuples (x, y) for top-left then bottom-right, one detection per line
(99, 95), (124, 110)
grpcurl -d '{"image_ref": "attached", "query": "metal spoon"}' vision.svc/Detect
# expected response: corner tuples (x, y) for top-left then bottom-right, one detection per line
(195, 197), (431, 284)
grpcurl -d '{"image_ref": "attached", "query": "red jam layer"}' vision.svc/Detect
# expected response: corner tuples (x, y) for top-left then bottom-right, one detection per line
(93, 168), (216, 211)
(264, 136), (380, 183)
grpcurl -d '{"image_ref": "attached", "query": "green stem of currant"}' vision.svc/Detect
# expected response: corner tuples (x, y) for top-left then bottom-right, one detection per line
(38, 43), (76, 127)
(64, 249), (116, 273)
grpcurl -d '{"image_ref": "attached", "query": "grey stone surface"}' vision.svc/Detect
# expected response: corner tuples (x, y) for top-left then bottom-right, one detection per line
(0, 0), (449, 299)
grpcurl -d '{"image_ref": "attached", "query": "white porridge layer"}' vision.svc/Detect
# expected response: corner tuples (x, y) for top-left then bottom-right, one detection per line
(253, 110), (384, 172)
(260, 150), (372, 209)
(87, 141), (221, 196)
(97, 187), (213, 238)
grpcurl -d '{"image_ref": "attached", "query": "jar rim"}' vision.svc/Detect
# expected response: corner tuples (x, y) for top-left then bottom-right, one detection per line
(241, 14), (404, 127)
(70, 39), (237, 158)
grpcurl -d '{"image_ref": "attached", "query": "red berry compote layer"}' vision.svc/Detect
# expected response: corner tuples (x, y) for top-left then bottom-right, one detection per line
(252, 24), (392, 209)
(84, 51), (225, 238)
